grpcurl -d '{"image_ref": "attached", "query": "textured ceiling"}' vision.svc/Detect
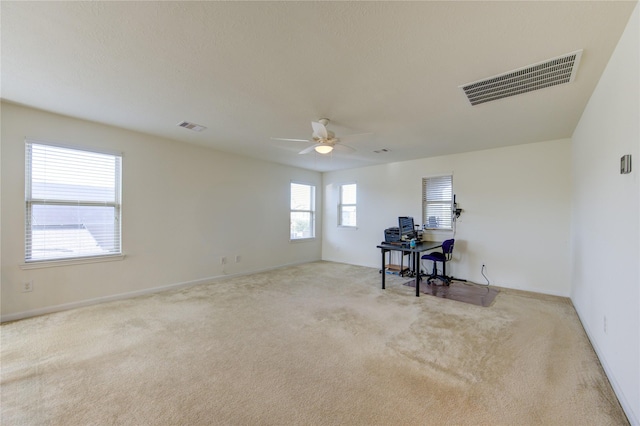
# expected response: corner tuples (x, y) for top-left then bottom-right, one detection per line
(1, 1), (637, 172)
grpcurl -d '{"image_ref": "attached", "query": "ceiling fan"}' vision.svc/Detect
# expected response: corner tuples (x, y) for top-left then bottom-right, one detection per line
(271, 118), (370, 155)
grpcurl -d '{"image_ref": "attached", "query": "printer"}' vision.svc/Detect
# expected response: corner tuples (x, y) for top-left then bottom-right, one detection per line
(384, 227), (401, 243)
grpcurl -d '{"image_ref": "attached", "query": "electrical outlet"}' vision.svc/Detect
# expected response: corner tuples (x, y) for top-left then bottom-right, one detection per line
(235, 255), (241, 263)
(22, 281), (34, 293)
(221, 257), (227, 265)
(603, 316), (607, 334)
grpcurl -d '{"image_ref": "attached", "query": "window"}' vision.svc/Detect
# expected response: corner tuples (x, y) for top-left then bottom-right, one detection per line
(339, 183), (357, 227)
(290, 182), (315, 240)
(422, 175), (453, 230)
(25, 141), (122, 262)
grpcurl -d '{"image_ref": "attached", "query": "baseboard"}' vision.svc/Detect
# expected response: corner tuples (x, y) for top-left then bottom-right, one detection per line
(571, 301), (639, 426)
(350, 258), (571, 298)
(0, 260), (314, 323)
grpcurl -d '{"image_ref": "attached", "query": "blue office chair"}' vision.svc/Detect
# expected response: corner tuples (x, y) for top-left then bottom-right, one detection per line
(421, 239), (455, 285)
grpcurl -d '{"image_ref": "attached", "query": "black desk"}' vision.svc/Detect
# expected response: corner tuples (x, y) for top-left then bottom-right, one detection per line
(377, 241), (443, 297)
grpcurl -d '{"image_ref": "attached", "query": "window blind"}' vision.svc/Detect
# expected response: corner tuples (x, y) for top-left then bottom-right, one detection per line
(339, 183), (357, 227)
(422, 175), (453, 230)
(25, 141), (122, 261)
(290, 182), (315, 239)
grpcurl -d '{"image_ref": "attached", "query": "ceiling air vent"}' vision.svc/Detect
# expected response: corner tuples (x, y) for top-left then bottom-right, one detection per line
(460, 50), (583, 106)
(177, 120), (207, 132)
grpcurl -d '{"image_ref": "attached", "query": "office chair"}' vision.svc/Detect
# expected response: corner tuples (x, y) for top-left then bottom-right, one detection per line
(421, 239), (455, 285)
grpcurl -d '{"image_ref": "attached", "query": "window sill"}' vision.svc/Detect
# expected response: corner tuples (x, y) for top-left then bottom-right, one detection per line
(20, 254), (126, 270)
(290, 238), (316, 243)
(338, 226), (358, 230)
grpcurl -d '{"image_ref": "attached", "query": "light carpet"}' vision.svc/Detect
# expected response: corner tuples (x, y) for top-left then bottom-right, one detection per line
(1, 261), (628, 425)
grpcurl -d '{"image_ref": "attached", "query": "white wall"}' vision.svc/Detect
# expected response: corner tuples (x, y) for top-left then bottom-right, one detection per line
(1, 102), (322, 321)
(322, 139), (572, 296)
(571, 3), (639, 424)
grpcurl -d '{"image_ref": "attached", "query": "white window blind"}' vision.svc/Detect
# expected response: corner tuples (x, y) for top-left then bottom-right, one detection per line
(422, 175), (453, 230)
(290, 182), (315, 240)
(25, 141), (122, 262)
(339, 183), (357, 227)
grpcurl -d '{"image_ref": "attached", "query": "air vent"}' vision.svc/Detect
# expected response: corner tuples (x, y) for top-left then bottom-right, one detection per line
(460, 50), (583, 106)
(177, 121), (207, 132)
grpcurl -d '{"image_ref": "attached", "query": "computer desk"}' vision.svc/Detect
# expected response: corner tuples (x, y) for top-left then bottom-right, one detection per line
(377, 241), (443, 297)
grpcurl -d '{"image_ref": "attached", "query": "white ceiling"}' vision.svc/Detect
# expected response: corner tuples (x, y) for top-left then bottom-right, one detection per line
(2, 1), (636, 172)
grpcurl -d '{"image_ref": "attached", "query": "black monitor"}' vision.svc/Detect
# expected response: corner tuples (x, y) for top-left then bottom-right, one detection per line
(398, 216), (415, 239)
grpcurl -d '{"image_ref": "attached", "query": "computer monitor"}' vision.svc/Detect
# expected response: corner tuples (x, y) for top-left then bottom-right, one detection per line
(398, 216), (415, 239)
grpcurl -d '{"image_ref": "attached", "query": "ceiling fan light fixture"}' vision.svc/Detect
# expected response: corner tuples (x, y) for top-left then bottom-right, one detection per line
(315, 145), (334, 154)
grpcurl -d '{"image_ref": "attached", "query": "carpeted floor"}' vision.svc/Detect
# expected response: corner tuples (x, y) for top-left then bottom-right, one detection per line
(0, 261), (628, 425)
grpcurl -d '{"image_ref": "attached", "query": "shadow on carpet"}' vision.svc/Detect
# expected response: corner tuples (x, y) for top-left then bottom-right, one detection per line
(403, 279), (499, 307)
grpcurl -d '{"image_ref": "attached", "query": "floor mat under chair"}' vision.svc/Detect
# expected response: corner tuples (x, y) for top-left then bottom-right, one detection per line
(403, 278), (499, 307)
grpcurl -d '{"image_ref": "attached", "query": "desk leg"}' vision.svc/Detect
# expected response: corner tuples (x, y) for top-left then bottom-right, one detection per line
(414, 252), (420, 297)
(381, 249), (386, 290)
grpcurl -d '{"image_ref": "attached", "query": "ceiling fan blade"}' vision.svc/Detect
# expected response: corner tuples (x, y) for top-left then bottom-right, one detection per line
(298, 144), (320, 154)
(338, 132), (373, 143)
(333, 144), (355, 153)
(311, 121), (328, 139)
(271, 137), (311, 142)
